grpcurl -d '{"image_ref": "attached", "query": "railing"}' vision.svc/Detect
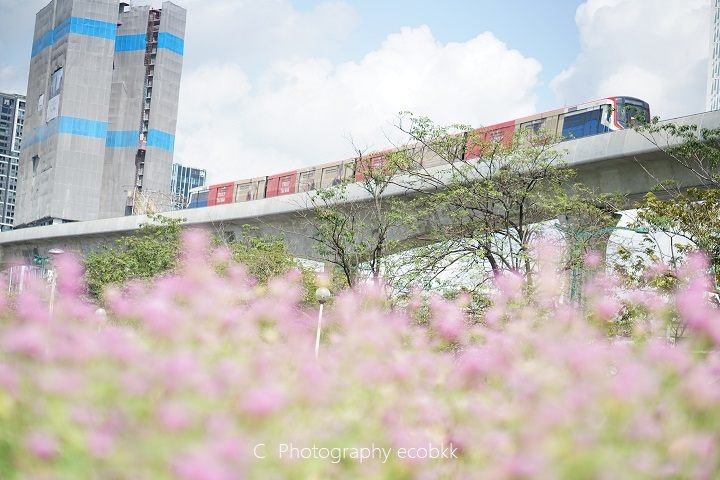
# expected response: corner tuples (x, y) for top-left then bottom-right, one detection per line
(3, 265), (51, 293)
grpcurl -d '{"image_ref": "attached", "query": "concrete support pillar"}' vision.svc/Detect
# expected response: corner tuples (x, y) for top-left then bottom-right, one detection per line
(557, 212), (623, 302)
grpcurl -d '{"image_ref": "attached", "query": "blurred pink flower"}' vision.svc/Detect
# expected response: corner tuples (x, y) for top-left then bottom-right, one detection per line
(484, 306), (504, 326)
(26, 431), (59, 460)
(211, 246), (232, 264)
(591, 296), (622, 320)
(0, 232), (718, 478)
(457, 346), (508, 386)
(494, 271), (524, 300)
(501, 453), (543, 479)
(611, 361), (658, 401)
(15, 292), (51, 325)
(0, 363), (18, 394)
(173, 451), (235, 480)
(430, 295), (465, 342)
(180, 229), (209, 264)
(683, 366), (720, 410)
(241, 386), (285, 417)
(157, 402), (193, 431)
(87, 429), (115, 458)
(3, 326), (47, 359)
(53, 252), (85, 296)
(584, 251), (602, 268)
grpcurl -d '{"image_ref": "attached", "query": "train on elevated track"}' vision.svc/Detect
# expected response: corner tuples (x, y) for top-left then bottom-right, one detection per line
(187, 96), (650, 209)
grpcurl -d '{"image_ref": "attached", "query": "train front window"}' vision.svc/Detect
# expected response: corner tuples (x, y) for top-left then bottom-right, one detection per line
(188, 190), (208, 208)
(616, 98), (650, 128)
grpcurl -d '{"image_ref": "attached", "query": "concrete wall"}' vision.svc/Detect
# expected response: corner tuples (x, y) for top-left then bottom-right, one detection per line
(143, 2), (185, 200)
(100, 6), (148, 218)
(15, 1), (57, 227)
(16, 0), (186, 226)
(16, 0), (119, 227)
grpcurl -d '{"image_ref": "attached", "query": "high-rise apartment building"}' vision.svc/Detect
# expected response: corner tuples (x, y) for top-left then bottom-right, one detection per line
(15, 0), (185, 228)
(0, 93), (25, 231)
(708, 0), (720, 111)
(170, 163), (206, 209)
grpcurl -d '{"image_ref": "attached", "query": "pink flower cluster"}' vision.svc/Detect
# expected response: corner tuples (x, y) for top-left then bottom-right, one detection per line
(0, 231), (718, 479)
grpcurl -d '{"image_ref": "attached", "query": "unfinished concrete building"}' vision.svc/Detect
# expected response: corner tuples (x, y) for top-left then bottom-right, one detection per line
(15, 0), (185, 228)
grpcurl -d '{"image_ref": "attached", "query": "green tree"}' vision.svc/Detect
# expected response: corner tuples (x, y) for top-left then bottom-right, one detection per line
(297, 149), (414, 288)
(608, 121), (720, 340)
(219, 226), (321, 305)
(636, 121), (720, 187)
(629, 189), (720, 286)
(223, 226), (299, 284)
(85, 218), (320, 303)
(85, 215), (182, 298)
(622, 120), (720, 286)
(389, 114), (620, 295)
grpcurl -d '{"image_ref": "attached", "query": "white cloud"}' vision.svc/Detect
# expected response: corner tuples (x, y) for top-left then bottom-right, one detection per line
(175, 0), (359, 72)
(176, 25), (542, 183)
(0, 66), (19, 87)
(0, 0), (360, 93)
(0, 0), (46, 93)
(551, 0), (710, 119)
(1, 0), (543, 186)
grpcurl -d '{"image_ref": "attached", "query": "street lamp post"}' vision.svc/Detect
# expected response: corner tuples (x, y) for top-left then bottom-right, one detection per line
(47, 248), (64, 314)
(314, 287), (331, 359)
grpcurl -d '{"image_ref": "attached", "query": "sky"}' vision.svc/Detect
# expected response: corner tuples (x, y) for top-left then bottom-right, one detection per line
(0, 0), (712, 184)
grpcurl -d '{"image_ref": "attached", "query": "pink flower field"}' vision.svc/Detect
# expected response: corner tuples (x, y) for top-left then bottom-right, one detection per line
(0, 231), (719, 479)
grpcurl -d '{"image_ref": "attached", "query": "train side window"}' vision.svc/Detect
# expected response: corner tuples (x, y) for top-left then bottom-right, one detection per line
(521, 120), (542, 134)
(322, 166), (341, 188)
(216, 186), (230, 203)
(562, 109), (602, 139)
(299, 171), (316, 192)
(489, 130), (505, 142)
(279, 176), (292, 194)
(236, 183), (252, 201)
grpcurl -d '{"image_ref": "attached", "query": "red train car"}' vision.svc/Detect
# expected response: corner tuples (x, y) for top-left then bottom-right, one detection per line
(464, 120), (516, 160)
(266, 171), (297, 198)
(207, 182), (235, 206)
(355, 151), (391, 181)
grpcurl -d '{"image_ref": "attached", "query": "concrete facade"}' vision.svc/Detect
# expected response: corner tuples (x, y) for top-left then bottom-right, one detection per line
(101, 1), (186, 217)
(0, 93), (25, 230)
(708, 0), (720, 111)
(15, 0), (185, 228)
